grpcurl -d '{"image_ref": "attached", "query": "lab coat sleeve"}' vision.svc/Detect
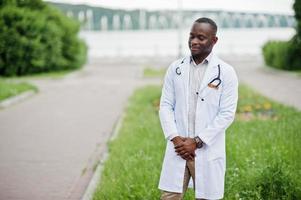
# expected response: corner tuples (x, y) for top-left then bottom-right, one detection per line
(159, 63), (178, 139)
(199, 67), (238, 146)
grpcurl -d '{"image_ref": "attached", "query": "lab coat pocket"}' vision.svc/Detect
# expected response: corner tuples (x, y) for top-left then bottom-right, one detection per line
(200, 86), (221, 107)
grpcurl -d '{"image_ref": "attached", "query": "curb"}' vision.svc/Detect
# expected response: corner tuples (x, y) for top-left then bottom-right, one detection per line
(81, 112), (125, 200)
(0, 90), (36, 109)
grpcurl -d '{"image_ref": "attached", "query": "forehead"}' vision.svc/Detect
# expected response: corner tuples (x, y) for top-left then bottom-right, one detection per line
(190, 22), (215, 35)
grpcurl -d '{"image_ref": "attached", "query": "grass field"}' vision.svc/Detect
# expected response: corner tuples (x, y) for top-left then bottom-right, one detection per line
(0, 79), (37, 101)
(93, 85), (301, 200)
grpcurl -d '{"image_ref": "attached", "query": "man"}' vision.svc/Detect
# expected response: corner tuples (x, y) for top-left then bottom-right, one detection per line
(158, 17), (238, 200)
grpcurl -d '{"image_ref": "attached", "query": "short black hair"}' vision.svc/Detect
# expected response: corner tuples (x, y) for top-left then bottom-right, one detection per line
(194, 17), (217, 35)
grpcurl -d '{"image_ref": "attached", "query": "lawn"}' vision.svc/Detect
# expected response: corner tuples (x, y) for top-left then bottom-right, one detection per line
(93, 85), (301, 200)
(0, 68), (78, 101)
(0, 79), (37, 101)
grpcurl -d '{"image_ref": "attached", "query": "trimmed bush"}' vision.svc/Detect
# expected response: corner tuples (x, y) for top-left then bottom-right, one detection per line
(0, 0), (87, 76)
(262, 38), (301, 71)
(262, 0), (301, 71)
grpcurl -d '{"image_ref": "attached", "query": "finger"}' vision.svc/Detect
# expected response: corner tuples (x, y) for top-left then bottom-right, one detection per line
(186, 154), (194, 161)
(179, 136), (186, 141)
(187, 155), (193, 161)
(177, 150), (188, 156)
(174, 144), (184, 149)
(175, 147), (185, 153)
(179, 151), (190, 158)
(181, 154), (190, 160)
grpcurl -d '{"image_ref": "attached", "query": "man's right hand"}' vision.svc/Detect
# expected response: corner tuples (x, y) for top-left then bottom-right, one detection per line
(171, 136), (195, 161)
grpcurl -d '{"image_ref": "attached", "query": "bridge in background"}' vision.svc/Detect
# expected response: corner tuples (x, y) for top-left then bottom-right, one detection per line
(50, 2), (296, 31)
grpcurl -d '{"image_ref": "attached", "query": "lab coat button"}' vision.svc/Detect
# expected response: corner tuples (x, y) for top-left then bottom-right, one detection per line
(201, 98), (204, 101)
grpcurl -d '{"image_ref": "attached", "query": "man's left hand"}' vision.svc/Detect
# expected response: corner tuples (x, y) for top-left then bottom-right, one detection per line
(174, 138), (197, 160)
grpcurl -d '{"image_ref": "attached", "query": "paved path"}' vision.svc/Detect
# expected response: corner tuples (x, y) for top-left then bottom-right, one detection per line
(223, 55), (301, 111)
(0, 55), (300, 200)
(0, 57), (165, 200)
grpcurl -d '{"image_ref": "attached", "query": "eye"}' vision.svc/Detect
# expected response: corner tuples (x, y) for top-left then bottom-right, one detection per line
(198, 36), (205, 40)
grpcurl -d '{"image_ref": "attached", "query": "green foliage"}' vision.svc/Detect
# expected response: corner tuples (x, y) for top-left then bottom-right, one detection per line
(262, 40), (289, 70)
(0, 0), (87, 76)
(93, 85), (301, 199)
(0, 79), (37, 101)
(262, 38), (301, 71)
(262, 0), (301, 71)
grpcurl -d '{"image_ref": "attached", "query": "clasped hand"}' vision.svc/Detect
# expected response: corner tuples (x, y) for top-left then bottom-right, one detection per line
(172, 136), (197, 161)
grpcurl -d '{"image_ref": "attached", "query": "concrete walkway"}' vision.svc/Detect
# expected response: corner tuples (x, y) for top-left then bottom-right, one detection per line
(223, 55), (301, 111)
(0, 57), (165, 200)
(0, 55), (300, 200)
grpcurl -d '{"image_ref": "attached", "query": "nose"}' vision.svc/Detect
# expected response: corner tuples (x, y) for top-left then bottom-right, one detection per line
(190, 37), (199, 45)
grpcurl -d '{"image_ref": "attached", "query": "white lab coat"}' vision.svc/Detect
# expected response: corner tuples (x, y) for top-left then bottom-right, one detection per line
(158, 54), (238, 199)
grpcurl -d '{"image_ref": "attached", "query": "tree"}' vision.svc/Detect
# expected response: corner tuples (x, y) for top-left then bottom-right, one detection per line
(0, 0), (86, 76)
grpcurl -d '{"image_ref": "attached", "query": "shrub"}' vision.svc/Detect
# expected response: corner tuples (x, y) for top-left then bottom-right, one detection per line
(0, 0), (87, 76)
(262, 38), (301, 71)
(262, 0), (301, 71)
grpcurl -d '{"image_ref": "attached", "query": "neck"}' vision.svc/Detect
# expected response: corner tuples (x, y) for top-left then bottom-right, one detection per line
(192, 53), (209, 65)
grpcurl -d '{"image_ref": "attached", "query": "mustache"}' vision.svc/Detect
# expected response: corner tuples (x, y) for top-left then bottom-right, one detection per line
(189, 44), (201, 48)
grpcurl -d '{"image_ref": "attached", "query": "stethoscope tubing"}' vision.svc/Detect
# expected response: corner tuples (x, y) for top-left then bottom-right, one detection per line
(175, 64), (221, 87)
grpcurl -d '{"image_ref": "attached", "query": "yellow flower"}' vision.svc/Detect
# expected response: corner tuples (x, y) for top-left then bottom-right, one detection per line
(243, 105), (253, 112)
(263, 102), (272, 110)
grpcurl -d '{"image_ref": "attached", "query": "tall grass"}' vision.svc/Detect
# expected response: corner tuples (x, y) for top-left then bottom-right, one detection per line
(93, 85), (301, 200)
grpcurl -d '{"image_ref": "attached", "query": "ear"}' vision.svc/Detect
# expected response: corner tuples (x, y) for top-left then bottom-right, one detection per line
(213, 36), (218, 44)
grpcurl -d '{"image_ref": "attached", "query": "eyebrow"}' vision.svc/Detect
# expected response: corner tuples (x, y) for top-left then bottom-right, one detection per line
(189, 32), (207, 37)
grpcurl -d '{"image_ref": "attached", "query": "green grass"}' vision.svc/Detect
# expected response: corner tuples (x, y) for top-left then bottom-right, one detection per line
(0, 67), (80, 81)
(0, 79), (37, 101)
(0, 68), (78, 101)
(10, 69), (78, 80)
(143, 67), (166, 78)
(93, 85), (301, 200)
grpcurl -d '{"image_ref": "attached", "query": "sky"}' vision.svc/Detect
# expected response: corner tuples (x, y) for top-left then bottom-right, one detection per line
(46, 0), (294, 15)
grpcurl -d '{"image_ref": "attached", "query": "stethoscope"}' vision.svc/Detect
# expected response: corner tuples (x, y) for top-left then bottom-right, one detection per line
(208, 64), (221, 88)
(175, 64), (221, 88)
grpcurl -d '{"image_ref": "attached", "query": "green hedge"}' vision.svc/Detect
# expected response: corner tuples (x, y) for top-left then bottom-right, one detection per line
(262, 38), (301, 71)
(262, 0), (301, 71)
(0, 0), (87, 76)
